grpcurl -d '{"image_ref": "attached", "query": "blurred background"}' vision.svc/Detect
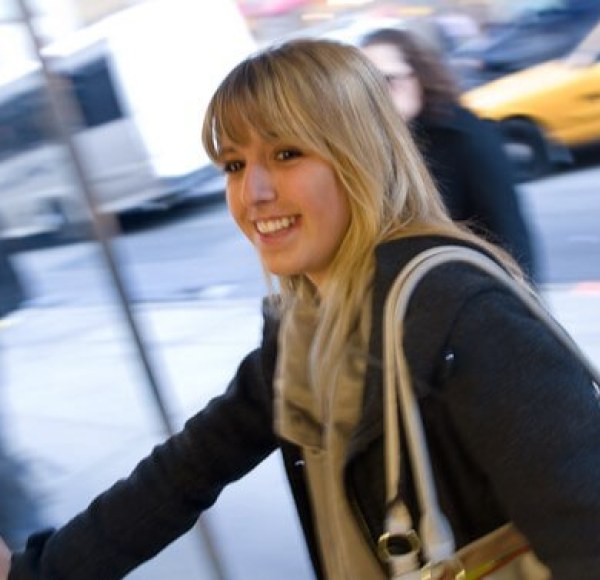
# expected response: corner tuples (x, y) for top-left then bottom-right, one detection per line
(1, 0), (599, 578)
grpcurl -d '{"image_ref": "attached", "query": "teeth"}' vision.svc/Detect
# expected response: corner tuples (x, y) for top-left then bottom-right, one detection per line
(256, 216), (296, 234)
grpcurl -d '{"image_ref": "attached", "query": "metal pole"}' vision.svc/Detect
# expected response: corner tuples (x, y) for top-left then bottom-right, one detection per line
(10, 2), (228, 578)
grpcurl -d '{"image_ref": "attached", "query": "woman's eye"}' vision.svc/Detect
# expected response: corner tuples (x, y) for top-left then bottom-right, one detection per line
(275, 149), (301, 161)
(223, 160), (244, 173)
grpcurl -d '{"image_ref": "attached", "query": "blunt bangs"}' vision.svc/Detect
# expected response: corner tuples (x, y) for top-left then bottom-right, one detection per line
(201, 39), (424, 242)
(203, 46), (330, 163)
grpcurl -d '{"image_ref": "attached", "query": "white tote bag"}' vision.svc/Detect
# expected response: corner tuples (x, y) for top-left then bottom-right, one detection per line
(380, 245), (600, 579)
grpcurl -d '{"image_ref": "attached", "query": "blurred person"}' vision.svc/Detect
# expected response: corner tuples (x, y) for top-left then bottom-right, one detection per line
(1, 39), (599, 579)
(0, 241), (43, 551)
(360, 27), (538, 281)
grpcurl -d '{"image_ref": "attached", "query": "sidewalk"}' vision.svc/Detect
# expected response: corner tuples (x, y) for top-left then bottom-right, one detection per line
(3, 297), (313, 580)
(2, 286), (600, 579)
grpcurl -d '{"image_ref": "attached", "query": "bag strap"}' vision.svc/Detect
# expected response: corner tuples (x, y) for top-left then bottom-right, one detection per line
(381, 245), (600, 573)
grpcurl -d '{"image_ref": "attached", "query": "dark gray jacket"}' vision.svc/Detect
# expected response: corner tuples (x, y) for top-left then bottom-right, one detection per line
(413, 105), (537, 280)
(10, 236), (600, 579)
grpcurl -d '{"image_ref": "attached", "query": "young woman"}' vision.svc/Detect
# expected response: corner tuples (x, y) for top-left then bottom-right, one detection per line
(360, 27), (538, 280)
(2, 39), (599, 579)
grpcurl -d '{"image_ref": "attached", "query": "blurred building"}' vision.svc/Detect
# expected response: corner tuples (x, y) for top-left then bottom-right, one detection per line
(1, 0), (257, 243)
(7, 0), (595, 43)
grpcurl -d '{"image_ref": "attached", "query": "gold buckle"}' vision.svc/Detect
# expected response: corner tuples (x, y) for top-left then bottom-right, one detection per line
(421, 559), (467, 580)
(377, 529), (421, 562)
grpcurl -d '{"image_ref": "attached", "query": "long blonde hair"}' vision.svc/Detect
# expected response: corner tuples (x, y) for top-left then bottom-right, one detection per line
(202, 39), (521, 389)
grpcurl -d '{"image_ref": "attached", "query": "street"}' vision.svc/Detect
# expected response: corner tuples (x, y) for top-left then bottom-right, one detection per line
(520, 164), (600, 284)
(10, 164), (600, 309)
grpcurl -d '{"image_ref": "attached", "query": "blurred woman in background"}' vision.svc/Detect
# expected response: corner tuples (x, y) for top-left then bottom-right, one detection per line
(361, 27), (538, 280)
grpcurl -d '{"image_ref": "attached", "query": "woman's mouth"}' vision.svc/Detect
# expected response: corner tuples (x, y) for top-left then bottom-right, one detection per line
(255, 215), (297, 235)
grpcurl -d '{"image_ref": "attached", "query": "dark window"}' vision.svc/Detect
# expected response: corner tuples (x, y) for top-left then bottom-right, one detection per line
(0, 57), (123, 161)
(0, 80), (54, 161)
(67, 57), (123, 128)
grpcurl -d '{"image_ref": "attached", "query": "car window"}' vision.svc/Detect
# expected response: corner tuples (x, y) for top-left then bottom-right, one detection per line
(565, 21), (600, 66)
(573, 21), (600, 54)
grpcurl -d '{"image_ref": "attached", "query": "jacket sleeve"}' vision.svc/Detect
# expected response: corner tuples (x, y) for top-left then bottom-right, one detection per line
(442, 287), (600, 577)
(463, 116), (537, 280)
(9, 345), (278, 580)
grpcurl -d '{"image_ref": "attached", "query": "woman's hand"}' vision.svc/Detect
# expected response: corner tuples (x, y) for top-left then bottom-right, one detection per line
(0, 537), (11, 579)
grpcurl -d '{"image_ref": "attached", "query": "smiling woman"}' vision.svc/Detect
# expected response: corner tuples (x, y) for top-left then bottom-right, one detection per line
(3, 38), (600, 580)
(219, 132), (351, 289)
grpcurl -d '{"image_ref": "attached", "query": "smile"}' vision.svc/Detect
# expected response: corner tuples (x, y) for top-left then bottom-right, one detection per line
(255, 216), (297, 234)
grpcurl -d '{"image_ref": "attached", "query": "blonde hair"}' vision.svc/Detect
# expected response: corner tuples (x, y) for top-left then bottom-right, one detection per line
(202, 39), (522, 388)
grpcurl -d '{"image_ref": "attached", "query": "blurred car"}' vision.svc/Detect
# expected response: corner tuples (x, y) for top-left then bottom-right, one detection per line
(237, 0), (312, 18)
(450, 2), (600, 90)
(462, 20), (600, 182)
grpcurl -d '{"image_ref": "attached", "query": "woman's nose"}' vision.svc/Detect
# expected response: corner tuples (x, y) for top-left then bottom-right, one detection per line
(242, 163), (275, 205)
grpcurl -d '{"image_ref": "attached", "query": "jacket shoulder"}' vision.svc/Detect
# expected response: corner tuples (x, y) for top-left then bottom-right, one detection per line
(374, 238), (508, 388)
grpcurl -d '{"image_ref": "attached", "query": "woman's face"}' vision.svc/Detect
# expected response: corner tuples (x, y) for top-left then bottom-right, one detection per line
(221, 130), (351, 291)
(361, 42), (423, 121)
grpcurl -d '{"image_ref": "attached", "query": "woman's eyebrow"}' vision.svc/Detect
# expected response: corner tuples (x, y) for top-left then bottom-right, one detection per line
(219, 145), (238, 156)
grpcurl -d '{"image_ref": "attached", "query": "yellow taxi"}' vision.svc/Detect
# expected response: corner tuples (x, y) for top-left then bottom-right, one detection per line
(462, 21), (600, 181)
